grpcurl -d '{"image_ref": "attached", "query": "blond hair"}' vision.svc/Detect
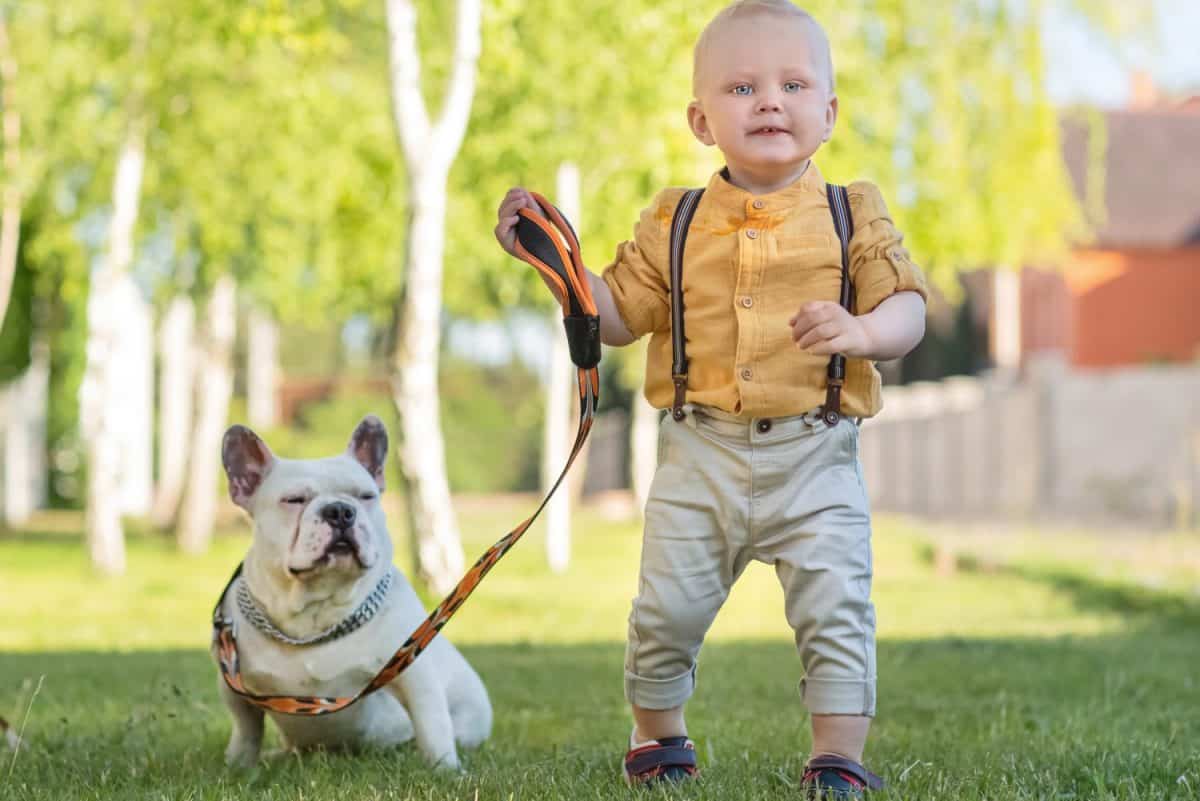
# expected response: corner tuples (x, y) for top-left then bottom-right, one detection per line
(692, 1), (835, 96)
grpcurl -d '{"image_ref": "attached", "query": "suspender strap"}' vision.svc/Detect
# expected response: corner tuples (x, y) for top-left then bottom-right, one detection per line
(667, 188), (705, 421)
(822, 183), (855, 426)
(212, 192), (601, 716)
(664, 180), (856, 426)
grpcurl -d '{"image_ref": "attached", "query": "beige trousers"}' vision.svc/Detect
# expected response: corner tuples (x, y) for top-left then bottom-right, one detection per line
(624, 404), (876, 716)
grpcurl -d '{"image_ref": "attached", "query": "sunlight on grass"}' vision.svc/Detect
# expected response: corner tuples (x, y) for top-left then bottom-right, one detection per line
(0, 499), (1172, 653)
(3, 501), (1199, 800)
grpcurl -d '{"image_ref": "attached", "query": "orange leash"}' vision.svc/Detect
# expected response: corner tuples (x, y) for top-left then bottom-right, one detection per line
(213, 192), (601, 715)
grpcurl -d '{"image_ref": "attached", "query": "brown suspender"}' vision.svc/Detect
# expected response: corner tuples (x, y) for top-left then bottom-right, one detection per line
(668, 181), (855, 424)
(668, 188), (705, 421)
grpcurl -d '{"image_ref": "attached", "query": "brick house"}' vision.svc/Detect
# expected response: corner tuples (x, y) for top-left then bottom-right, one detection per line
(1015, 99), (1200, 368)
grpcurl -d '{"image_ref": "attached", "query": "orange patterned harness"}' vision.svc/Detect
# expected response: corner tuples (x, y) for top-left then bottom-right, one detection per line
(212, 192), (600, 715)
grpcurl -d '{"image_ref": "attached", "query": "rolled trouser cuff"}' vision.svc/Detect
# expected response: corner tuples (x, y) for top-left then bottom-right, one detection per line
(624, 666), (697, 709)
(800, 675), (876, 717)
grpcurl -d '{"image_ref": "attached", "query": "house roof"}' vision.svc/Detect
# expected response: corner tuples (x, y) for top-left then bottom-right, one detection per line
(1061, 107), (1200, 248)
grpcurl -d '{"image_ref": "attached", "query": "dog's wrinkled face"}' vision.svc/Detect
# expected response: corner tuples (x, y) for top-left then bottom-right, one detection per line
(222, 416), (391, 581)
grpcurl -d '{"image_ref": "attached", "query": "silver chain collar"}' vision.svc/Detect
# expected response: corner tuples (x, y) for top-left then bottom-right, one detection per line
(235, 569), (394, 647)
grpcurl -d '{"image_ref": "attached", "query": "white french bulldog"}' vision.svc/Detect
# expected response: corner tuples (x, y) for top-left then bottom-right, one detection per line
(213, 415), (492, 769)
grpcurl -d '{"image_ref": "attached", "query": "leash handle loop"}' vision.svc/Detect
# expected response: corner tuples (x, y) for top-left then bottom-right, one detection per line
(513, 192), (601, 368)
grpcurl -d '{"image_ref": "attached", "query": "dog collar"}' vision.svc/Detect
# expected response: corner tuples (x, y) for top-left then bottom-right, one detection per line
(235, 568), (394, 647)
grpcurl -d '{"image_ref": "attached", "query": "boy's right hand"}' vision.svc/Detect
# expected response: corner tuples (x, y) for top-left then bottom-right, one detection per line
(494, 187), (539, 257)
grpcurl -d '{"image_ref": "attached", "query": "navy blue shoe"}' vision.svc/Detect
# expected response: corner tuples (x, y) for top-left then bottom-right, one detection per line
(622, 736), (698, 787)
(801, 754), (884, 798)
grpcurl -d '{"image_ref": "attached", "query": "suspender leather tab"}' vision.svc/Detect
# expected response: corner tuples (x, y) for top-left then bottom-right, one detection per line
(670, 374), (688, 421)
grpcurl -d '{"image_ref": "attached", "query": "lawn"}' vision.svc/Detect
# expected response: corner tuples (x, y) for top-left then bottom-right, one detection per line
(2, 499), (1198, 800)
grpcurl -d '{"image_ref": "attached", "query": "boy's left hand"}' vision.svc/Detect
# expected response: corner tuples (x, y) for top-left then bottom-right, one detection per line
(789, 301), (871, 357)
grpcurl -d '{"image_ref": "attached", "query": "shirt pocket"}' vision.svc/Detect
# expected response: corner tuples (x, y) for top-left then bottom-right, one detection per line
(768, 232), (843, 302)
(770, 232), (836, 269)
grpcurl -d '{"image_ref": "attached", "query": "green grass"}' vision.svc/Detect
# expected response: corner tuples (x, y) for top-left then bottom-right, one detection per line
(2, 501), (1199, 799)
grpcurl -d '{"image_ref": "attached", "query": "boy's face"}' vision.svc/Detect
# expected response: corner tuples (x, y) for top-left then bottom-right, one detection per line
(688, 14), (837, 187)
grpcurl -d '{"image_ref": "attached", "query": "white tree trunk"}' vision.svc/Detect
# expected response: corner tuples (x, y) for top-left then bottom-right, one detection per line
(385, 0), (480, 595)
(0, 14), (21, 335)
(177, 275), (236, 554)
(630, 392), (659, 515)
(80, 126), (145, 574)
(990, 268), (1022, 373)
(115, 283), (153, 516)
(151, 295), (195, 527)
(392, 175), (464, 595)
(2, 343), (48, 527)
(246, 308), (279, 429)
(543, 163), (581, 573)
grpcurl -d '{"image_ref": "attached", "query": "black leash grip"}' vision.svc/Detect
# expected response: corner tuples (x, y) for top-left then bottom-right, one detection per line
(563, 314), (602, 369)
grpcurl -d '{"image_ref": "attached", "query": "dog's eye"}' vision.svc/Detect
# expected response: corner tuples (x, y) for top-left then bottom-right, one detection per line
(282, 495), (308, 505)
(358, 493), (377, 502)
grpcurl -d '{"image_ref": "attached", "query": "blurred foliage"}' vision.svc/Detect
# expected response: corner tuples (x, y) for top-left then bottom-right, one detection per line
(258, 354), (544, 494)
(6, 0), (1094, 334)
(0, 0), (1119, 506)
(0, 220), (33, 381)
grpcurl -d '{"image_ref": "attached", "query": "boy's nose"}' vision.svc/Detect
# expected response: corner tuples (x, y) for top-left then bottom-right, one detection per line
(756, 93), (782, 112)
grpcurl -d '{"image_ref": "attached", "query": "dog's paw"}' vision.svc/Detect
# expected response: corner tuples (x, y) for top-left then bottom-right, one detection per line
(224, 739), (262, 769)
(430, 753), (462, 773)
(261, 746), (299, 763)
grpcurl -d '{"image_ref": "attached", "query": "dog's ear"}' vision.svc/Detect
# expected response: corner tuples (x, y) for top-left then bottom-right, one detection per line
(347, 415), (388, 491)
(222, 425), (276, 509)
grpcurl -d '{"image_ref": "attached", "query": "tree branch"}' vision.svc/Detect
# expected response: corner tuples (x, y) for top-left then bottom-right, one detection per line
(430, 0), (481, 163)
(385, 0), (431, 167)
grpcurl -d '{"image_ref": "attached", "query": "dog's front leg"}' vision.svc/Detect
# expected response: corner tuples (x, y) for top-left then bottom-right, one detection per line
(392, 659), (459, 770)
(218, 680), (265, 768)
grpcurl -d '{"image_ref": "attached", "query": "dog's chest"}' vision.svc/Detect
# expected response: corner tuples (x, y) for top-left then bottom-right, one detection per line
(241, 642), (390, 695)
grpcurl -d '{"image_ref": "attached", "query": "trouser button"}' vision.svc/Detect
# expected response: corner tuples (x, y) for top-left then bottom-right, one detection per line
(756, 419), (772, 434)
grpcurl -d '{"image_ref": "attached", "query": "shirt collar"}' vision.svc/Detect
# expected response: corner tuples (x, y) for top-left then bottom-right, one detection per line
(703, 162), (827, 218)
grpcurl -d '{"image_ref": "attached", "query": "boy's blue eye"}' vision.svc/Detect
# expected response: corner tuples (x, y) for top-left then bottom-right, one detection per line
(732, 84), (753, 96)
(784, 81), (802, 92)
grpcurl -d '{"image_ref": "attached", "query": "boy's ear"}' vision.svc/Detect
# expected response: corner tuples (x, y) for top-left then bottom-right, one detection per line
(687, 100), (716, 146)
(822, 94), (839, 142)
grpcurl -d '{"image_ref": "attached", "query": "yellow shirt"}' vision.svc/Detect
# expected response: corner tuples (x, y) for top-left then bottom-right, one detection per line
(601, 164), (928, 419)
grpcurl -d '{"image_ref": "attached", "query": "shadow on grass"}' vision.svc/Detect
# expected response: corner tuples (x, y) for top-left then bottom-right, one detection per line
(916, 542), (1200, 626)
(3, 620), (1198, 800)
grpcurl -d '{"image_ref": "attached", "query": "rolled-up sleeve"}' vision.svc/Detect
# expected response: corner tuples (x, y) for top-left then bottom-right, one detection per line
(846, 181), (928, 314)
(600, 189), (679, 339)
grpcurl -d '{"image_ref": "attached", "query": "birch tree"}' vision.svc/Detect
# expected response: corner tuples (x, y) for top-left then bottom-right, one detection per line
(384, 0), (481, 594)
(79, 123), (145, 574)
(246, 308), (279, 429)
(177, 274), (235, 553)
(150, 295), (195, 527)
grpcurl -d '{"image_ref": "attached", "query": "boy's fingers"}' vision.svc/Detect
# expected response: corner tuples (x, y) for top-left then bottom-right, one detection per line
(795, 321), (840, 350)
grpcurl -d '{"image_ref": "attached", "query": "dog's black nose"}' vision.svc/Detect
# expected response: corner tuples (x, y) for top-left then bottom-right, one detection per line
(321, 501), (357, 529)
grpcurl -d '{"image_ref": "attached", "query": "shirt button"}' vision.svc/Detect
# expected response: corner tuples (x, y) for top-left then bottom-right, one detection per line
(756, 419), (772, 434)
(740, 368), (753, 380)
(740, 296), (753, 308)
(745, 228), (758, 239)
(752, 199), (765, 210)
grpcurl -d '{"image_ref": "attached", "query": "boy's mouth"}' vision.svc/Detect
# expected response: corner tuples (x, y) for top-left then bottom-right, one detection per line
(750, 126), (789, 136)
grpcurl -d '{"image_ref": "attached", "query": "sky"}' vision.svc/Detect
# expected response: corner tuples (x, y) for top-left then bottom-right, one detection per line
(1043, 0), (1200, 107)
